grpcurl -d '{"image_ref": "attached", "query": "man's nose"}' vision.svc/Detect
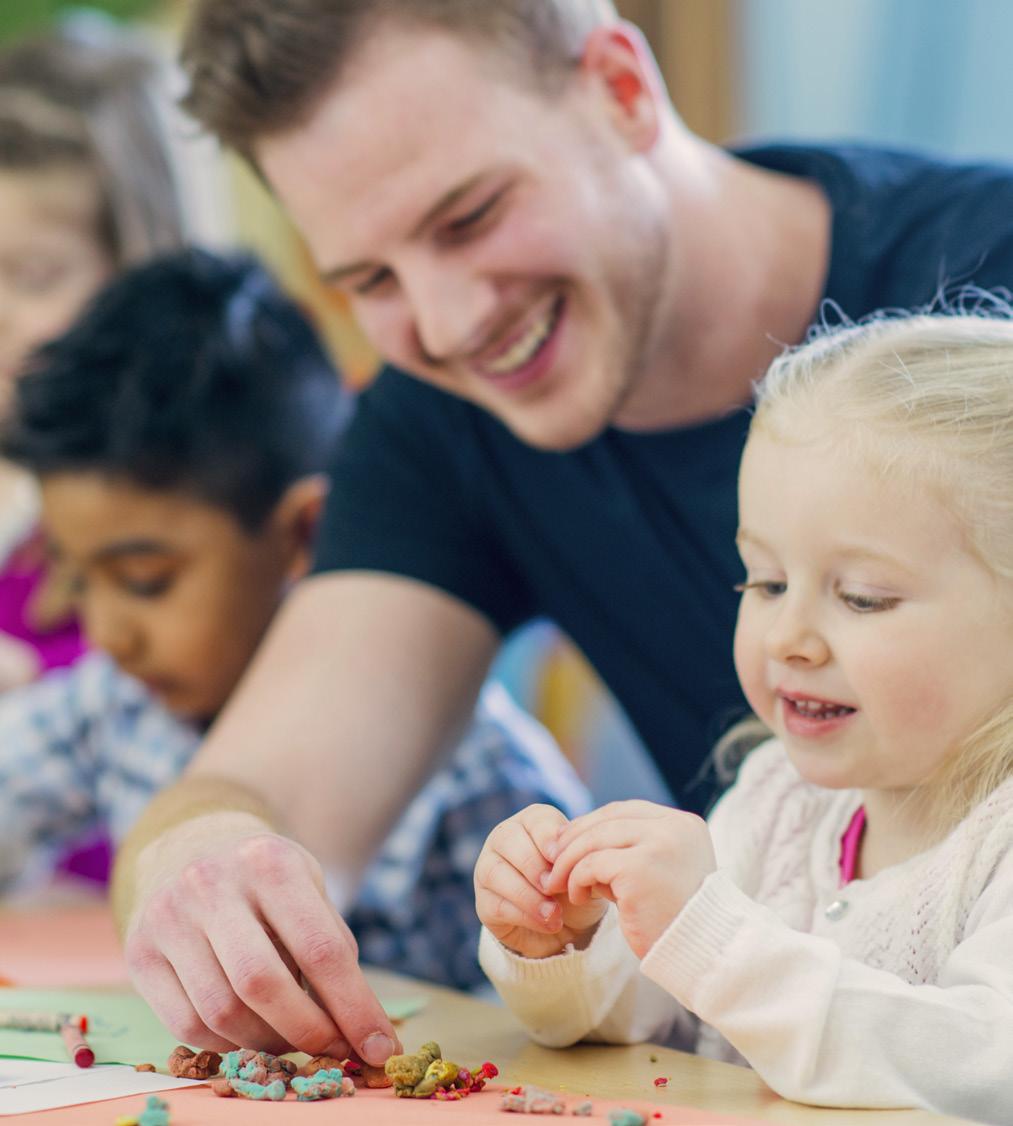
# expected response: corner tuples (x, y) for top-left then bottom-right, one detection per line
(763, 596), (829, 666)
(403, 259), (498, 364)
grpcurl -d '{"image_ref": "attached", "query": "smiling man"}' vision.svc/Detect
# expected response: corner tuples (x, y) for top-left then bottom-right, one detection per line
(113, 0), (1013, 1066)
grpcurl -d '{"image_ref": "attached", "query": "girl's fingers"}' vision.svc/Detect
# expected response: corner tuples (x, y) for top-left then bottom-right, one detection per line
(515, 803), (573, 866)
(549, 801), (667, 858)
(545, 818), (644, 894)
(566, 850), (623, 907)
(475, 840), (561, 930)
(477, 807), (568, 900)
(476, 879), (561, 933)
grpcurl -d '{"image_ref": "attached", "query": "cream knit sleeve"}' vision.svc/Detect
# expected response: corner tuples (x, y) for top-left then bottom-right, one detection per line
(641, 859), (1013, 1123)
(478, 905), (697, 1051)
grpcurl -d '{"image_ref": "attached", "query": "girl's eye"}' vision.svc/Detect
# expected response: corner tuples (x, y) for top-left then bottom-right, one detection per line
(839, 590), (900, 613)
(734, 580), (786, 599)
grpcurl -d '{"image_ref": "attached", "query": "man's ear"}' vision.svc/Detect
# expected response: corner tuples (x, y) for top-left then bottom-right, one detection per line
(581, 21), (663, 152)
(273, 473), (329, 583)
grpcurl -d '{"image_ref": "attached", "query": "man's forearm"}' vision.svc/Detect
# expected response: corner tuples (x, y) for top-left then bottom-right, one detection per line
(111, 775), (281, 936)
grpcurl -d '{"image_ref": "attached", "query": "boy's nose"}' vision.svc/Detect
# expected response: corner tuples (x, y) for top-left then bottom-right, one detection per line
(85, 605), (143, 666)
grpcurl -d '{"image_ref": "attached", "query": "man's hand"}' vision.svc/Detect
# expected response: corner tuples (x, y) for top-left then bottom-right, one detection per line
(122, 813), (400, 1063)
(543, 801), (716, 958)
(474, 804), (607, 959)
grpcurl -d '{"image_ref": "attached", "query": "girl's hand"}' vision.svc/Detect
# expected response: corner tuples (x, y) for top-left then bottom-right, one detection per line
(543, 801), (716, 958)
(474, 804), (608, 959)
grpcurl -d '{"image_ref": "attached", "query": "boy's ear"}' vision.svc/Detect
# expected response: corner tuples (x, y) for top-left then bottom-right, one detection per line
(581, 21), (662, 152)
(273, 473), (329, 583)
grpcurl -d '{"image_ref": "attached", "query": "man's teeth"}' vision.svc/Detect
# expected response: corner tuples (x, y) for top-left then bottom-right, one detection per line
(791, 699), (853, 718)
(484, 303), (557, 375)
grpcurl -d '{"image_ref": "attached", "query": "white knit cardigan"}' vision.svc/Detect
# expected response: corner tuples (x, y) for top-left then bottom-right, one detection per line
(479, 742), (1013, 1124)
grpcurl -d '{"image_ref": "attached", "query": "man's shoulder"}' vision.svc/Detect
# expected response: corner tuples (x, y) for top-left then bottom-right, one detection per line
(737, 140), (1013, 202)
(738, 141), (1013, 315)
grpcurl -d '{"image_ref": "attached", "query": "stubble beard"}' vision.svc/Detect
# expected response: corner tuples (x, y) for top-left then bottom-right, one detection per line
(604, 220), (669, 430)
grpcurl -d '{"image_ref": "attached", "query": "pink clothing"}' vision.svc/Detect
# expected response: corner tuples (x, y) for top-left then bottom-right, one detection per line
(837, 805), (866, 887)
(0, 546), (85, 674)
(2, 537), (99, 881)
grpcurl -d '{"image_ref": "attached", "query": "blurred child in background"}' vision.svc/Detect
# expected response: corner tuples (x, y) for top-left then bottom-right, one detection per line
(0, 248), (587, 991)
(0, 18), (186, 690)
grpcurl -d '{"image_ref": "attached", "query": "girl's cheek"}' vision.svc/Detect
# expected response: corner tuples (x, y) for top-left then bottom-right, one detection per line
(733, 620), (771, 722)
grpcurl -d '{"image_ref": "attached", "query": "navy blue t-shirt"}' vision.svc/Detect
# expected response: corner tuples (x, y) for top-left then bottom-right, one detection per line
(316, 144), (1013, 811)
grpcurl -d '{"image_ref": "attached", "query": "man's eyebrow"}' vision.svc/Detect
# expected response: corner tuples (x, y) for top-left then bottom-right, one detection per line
(320, 173), (489, 286)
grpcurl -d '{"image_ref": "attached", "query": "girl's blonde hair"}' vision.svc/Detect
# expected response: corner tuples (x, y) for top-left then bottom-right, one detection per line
(724, 307), (1013, 829)
(0, 18), (185, 264)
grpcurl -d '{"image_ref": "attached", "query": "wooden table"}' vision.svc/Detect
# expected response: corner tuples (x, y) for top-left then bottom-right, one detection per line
(366, 968), (974, 1126)
(1, 904), (973, 1124)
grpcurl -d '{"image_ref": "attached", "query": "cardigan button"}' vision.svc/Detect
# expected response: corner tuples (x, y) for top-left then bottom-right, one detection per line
(824, 899), (849, 921)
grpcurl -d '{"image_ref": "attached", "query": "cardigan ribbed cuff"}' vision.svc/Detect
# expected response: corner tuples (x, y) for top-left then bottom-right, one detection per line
(478, 904), (623, 986)
(640, 869), (750, 1006)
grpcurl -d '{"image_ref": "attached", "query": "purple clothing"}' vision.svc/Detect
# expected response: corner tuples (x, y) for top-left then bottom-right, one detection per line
(2, 539), (98, 881)
(0, 548), (85, 673)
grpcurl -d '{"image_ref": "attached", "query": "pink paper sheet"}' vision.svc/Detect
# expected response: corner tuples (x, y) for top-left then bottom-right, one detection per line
(21, 1083), (766, 1124)
(0, 907), (128, 988)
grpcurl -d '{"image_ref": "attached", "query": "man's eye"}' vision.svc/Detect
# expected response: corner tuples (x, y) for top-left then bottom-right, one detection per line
(11, 260), (67, 295)
(734, 580), (786, 599)
(840, 590), (900, 613)
(353, 267), (393, 296)
(444, 190), (504, 235)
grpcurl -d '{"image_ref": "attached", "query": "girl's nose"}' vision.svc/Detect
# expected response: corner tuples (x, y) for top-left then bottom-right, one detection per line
(763, 599), (830, 666)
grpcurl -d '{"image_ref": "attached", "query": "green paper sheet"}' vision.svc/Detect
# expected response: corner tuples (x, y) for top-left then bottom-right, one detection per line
(0, 989), (427, 1066)
(0, 989), (178, 1066)
(381, 995), (427, 1022)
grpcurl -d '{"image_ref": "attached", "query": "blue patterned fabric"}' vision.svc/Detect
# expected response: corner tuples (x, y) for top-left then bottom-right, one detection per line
(0, 653), (589, 989)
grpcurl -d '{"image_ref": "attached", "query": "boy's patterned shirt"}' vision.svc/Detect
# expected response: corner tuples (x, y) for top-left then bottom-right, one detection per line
(0, 652), (588, 990)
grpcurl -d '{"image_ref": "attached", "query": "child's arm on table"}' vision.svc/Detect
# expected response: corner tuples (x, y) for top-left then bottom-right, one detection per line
(475, 804), (696, 1050)
(546, 761), (1013, 1121)
(633, 854), (1013, 1119)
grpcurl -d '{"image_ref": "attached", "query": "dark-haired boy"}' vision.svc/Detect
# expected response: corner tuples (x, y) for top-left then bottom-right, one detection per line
(0, 249), (587, 1003)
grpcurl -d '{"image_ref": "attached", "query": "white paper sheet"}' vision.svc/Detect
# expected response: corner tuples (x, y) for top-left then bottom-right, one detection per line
(0, 1058), (202, 1115)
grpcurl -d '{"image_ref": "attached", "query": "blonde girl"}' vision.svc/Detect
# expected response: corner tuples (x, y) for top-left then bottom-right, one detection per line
(475, 311), (1013, 1123)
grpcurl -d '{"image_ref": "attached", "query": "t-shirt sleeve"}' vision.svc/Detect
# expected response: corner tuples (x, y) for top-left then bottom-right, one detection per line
(313, 368), (535, 635)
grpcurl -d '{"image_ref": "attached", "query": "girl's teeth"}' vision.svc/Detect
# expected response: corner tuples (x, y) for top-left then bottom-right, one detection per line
(792, 699), (852, 718)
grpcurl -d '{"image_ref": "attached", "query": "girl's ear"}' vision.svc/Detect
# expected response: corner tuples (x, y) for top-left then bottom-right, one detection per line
(581, 21), (663, 152)
(273, 473), (329, 583)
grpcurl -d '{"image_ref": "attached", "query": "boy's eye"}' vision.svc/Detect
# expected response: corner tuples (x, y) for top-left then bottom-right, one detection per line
(839, 590), (900, 614)
(123, 576), (173, 598)
(734, 580), (786, 599)
(108, 565), (175, 599)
